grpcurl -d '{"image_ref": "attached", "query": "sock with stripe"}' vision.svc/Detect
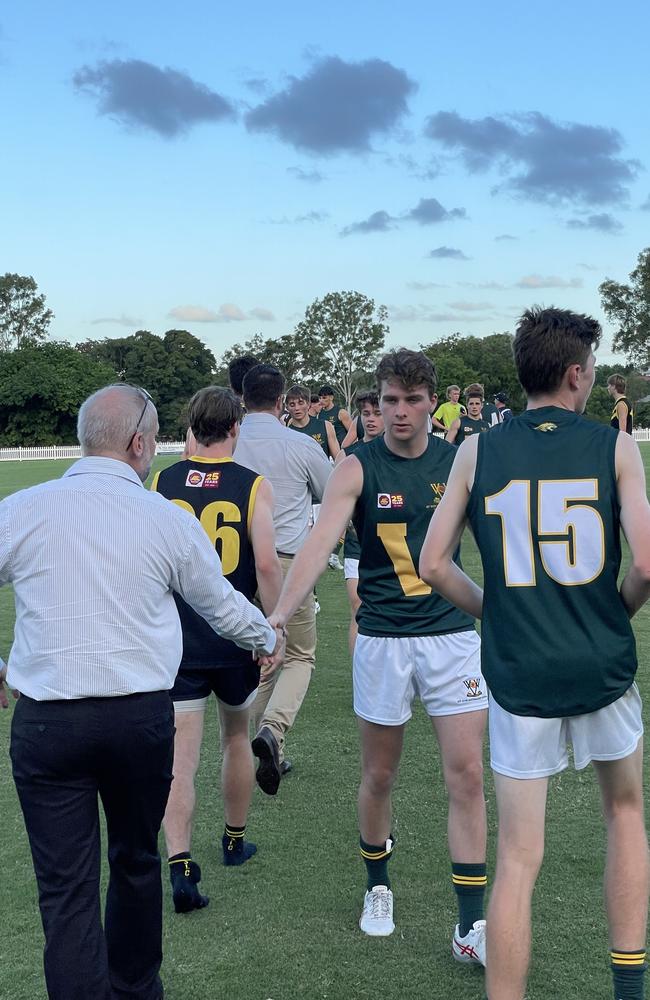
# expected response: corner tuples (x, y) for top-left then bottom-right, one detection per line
(168, 852), (209, 913)
(360, 836), (394, 891)
(611, 949), (646, 999)
(452, 862), (487, 936)
(222, 824), (257, 867)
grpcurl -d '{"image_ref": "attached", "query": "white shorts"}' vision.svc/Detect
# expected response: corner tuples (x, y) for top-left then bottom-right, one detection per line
(353, 631), (486, 725)
(489, 684), (643, 778)
(344, 558), (359, 580)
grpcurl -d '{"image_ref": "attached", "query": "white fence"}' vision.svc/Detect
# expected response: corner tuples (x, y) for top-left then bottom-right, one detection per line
(1, 431), (649, 462)
(0, 442), (186, 462)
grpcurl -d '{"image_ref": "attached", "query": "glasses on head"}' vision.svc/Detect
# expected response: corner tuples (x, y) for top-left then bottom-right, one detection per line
(115, 384), (154, 453)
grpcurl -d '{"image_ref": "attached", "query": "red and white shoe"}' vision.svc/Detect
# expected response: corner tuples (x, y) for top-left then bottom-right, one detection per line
(452, 919), (486, 966)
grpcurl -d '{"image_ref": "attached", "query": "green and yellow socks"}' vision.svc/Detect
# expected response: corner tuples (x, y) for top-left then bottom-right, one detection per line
(360, 836), (394, 890)
(610, 949), (646, 999)
(452, 862), (487, 936)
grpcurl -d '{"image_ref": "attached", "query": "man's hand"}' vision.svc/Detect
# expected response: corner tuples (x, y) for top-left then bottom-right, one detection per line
(256, 624), (286, 681)
(0, 662), (19, 710)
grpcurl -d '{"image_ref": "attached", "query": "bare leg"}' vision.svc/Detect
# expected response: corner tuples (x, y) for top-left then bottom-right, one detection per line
(346, 578), (361, 658)
(357, 719), (404, 843)
(431, 709), (487, 863)
(594, 743), (649, 952)
(485, 773), (548, 1000)
(218, 701), (255, 828)
(162, 708), (205, 857)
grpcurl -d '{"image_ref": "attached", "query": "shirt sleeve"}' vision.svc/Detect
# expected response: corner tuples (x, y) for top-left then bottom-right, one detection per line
(172, 514), (276, 656)
(304, 442), (332, 503)
(0, 502), (11, 587)
(433, 405), (444, 420)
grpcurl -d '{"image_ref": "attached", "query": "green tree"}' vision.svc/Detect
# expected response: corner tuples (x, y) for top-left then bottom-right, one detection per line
(420, 332), (525, 412)
(0, 273), (54, 350)
(77, 329), (216, 437)
(293, 291), (388, 409)
(599, 248), (650, 371)
(0, 342), (115, 445)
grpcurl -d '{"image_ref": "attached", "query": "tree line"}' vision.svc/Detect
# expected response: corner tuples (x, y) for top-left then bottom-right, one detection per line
(1, 252), (649, 446)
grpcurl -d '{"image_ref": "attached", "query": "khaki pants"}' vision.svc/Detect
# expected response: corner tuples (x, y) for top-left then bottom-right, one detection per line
(252, 555), (316, 759)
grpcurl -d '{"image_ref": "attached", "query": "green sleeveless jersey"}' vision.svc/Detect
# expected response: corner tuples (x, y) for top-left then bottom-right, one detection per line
(318, 405), (348, 444)
(454, 415), (491, 447)
(610, 396), (633, 434)
(343, 439), (366, 560)
(290, 415), (331, 457)
(354, 436), (475, 637)
(467, 406), (637, 717)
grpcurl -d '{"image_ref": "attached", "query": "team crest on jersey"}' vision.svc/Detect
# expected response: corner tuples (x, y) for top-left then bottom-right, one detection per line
(185, 470), (205, 487)
(534, 422), (558, 433)
(203, 471), (221, 488)
(377, 493), (404, 509)
(463, 677), (483, 698)
(312, 433), (324, 445)
(428, 482), (446, 510)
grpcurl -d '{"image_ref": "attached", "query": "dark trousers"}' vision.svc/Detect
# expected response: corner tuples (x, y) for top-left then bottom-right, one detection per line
(10, 691), (174, 1000)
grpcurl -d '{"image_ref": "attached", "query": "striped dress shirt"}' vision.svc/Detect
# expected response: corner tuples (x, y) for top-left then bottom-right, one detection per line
(0, 457), (275, 700)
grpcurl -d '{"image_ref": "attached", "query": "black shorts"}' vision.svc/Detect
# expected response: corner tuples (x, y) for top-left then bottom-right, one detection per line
(171, 662), (260, 711)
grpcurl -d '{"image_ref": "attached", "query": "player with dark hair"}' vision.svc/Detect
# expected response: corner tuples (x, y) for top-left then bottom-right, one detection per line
(420, 306), (650, 1000)
(286, 385), (340, 459)
(607, 373), (634, 434)
(228, 355), (260, 399)
(268, 349), (488, 958)
(153, 385), (283, 910)
(446, 386), (491, 447)
(318, 384), (352, 445)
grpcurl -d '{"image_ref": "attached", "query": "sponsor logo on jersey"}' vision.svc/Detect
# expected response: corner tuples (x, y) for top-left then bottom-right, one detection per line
(377, 493), (405, 509)
(203, 471), (221, 488)
(463, 677), (483, 698)
(534, 422), (558, 433)
(185, 470), (205, 487)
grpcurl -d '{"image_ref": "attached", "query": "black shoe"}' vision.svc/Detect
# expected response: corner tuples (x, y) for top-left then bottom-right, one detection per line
(169, 858), (210, 914)
(280, 759), (293, 777)
(251, 726), (281, 796)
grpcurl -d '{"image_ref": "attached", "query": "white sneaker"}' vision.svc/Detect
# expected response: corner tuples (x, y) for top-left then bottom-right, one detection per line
(452, 919), (486, 966)
(328, 553), (343, 570)
(359, 885), (394, 936)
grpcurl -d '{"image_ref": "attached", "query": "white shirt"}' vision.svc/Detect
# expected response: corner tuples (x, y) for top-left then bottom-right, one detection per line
(0, 457), (276, 700)
(235, 412), (331, 554)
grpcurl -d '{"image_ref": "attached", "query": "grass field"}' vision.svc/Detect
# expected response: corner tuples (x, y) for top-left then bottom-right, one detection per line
(0, 447), (649, 1000)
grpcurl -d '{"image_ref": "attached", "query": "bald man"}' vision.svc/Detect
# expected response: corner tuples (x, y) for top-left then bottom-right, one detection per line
(2, 383), (282, 1000)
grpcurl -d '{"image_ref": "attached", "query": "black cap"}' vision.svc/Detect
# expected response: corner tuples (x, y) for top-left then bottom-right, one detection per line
(494, 391), (508, 403)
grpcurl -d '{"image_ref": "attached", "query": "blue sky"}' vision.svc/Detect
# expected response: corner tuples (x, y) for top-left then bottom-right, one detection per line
(2, 0), (649, 363)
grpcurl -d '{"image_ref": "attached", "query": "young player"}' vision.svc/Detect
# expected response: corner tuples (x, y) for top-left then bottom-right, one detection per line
(286, 384), (340, 460)
(431, 385), (466, 432)
(607, 373), (634, 433)
(269, 350), (488, 960)
(446, 386), (491, 447)
(420, 306), (650, 1000)
(335, 389), (384, 654)
(153, 386), (283, 911)
(318, 384), (352, 444)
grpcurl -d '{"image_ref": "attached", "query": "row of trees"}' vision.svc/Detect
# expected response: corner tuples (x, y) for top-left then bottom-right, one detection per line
(1, 250), (649, 446)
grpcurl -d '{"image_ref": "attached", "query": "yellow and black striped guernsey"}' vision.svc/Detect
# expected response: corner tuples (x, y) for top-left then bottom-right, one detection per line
(467, 407), (637, 717)
(610, 395), (633, 433)
(152, 457), (263, 668)
(353, 435), (474, 637)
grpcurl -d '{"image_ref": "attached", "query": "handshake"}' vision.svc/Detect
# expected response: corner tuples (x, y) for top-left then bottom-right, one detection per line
(255, 618), (287, 680)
